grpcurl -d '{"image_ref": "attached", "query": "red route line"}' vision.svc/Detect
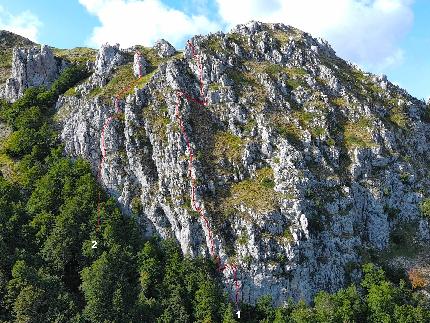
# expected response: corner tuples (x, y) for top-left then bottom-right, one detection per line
(95, 44), (241, 308)
(175, 40), (240, 308)
(96, 51), (143, 231)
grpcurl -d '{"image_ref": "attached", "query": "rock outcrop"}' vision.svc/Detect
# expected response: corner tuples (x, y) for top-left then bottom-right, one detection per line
(0, 30), (35, 84)
(4, 21), (430, 305)
(92, 43), (124, 87)
(133, 52), (147, 77)
(154, 39), (176, 58)
(1, 45), (63, 101)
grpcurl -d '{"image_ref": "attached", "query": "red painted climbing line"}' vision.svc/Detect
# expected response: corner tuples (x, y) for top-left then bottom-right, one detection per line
(175, 40), (240, 309)
(96, 51), (143, 232)
(95, 44), (241, 309)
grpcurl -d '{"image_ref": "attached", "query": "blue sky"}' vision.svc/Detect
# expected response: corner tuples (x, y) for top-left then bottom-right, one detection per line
(0, 0), (428, 100)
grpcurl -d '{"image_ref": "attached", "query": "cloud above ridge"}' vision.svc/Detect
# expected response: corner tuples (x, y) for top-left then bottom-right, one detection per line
(216, 0), (414, 70)
(79, 0), (414, 70)
(0, 6), (42, 41)
(78, 0), (220, 49)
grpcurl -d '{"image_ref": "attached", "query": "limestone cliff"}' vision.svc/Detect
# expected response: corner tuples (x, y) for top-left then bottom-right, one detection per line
(1, 45), (66, 102)
(0, 30), (35, 85)
(2, 21), (430, 304)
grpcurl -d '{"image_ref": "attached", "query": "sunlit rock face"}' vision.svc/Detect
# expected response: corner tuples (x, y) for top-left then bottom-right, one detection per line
(1, 45), (65, 101)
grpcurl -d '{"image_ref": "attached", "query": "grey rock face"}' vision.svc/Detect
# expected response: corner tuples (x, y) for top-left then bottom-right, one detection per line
(1, 45), (61, 101)
(154, 39), (176, 58)
(133, 52), (147, 77)
(52, 22), (430, 305)
(92, 43), (124, 87)
(232, 20), (263, 35)
(94, 43), (123, 76)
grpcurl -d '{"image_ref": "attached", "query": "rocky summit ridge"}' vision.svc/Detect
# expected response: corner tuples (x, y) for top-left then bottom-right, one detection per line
(1, 21), (430, 304)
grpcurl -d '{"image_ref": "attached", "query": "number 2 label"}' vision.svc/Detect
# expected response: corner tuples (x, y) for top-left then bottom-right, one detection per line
(91, 240), (98, 249)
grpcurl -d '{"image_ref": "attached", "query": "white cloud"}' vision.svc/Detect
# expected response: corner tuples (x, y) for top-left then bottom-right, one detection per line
(0, 6), (42, 41)
(215, 0), (414, 70)
(79, 0), (220, 49)
(378, 48), (405, 70)
(79, 0), (413, 70)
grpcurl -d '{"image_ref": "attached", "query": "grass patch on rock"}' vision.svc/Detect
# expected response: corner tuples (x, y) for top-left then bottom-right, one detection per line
(271, 30), (291, 45)
(0, 54), (13, 82)
(100, 63), (134, 98)
(245, 62), (308, 90)
(242, 119), (257, 135)
(222, 167), (280, 213)
(63, 87), (77, 96)
(332, 97), (348, 107)
(419, 198), (430, 220)
(228, 63), (272, 106)
(343, 117), (375, 148)
(0, 123), (16, 180)
(204, 35), (223, 53)
(52, 47), (97, 64)
(225, 32), (249, 51)
(213, 131), (244, 163)
(284, 68), (307, 90)
(238, 231), (249, 245)
(143, 104), (170, 141)
(209, 82), (222, 91)
(226, 68), (256, 88)
(291, 110), (326, 138)
(388, 105), (408, 129)
(269, 112), (303, 147)
(269, 27), (304, 45)
(283, 227), (294, 242)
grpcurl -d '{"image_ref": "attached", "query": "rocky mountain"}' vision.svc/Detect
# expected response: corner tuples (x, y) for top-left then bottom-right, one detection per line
(1, 21), (430, 305)
(0, 30), (35, 85)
